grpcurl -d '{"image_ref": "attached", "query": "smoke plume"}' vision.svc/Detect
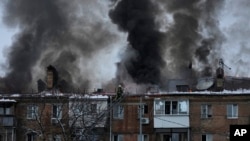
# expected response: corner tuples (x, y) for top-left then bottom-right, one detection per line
(110, 0), (225, 86)
(1, 0), (240, 93)
(1, 0), (123, 92)
(109, 0), (166, 85)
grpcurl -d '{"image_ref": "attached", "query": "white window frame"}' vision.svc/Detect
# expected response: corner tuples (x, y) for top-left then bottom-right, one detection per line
(137, 134), (149, 141)
(201, 104), (212, 118)
(52, 104), (62, 119)
(113, 134), (123, 141)
(154, 100), (189, 115)
(202, 134), (213, 141)
(227, 104), (238, 118)
(113, 105), (124, 119)
(154, 100), (165, 115)
(27, 105), (38, 119)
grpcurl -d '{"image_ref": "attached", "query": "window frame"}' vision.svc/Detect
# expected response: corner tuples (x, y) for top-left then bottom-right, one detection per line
(137, 134), (149, 141)
(53, 135), (61, 141)
(138, 104), (149, 118)
(154, 99), (189, 115)
(52, 104), (62, 119)
(90, 103), (97, 113)
(201, 104), (212, 119)
(113, 105), (124, 119)
(227, 104), (238, 119)
(202, 134), (213, 141)
(113, 134), (123, 141)
(26, 132), (36, 141)
(27, 105), (38, 119)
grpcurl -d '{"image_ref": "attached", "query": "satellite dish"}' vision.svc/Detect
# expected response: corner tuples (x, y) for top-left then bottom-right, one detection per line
(196, 77), (214, 90)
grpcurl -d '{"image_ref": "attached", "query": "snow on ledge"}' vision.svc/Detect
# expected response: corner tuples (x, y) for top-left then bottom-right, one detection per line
(0, 98), (16, 102)
(147, 89), (250, 95)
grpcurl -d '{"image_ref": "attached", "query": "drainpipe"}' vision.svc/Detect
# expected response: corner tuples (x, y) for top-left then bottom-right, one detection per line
(139, 96), (142, 141)
(110, 96), (112, 141)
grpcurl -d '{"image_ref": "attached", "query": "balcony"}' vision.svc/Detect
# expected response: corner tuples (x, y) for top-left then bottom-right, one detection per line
(0, 116), (15, 126)
(154, 99), (190, 128)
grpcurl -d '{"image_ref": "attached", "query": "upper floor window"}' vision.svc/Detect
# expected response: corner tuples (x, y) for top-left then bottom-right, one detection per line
(137, 134), (148, 141)
(52, 104), (62, 119)
(202, 134), (213, 141)
(227, 104), (238, 118)
(0, 107), (11, 115)
(138, 104), (148, 118)
(201, 104), (212, 118)
(154, 100), (189, 115)
(27, 105), (38, 119)
(113, 134), (123, 141)
(53, 135), (61, 141)
(26, 132), (36, 141)
(113, 105), (124, 119)
(90, 104), (97, 113)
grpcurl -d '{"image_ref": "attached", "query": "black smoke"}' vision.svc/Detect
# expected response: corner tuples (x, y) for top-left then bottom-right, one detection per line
(110, 0), (225, 85)
(0, 0), (226, 92)
(1, 0), (118, 93)
(109, 0), (165, 85)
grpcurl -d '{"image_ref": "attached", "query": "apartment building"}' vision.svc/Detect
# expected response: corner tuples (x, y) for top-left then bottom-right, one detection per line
(0, 91), (111, 141)
(111, 92), (250, 141)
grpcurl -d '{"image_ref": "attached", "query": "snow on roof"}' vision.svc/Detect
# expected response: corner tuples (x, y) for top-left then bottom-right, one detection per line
(69, 94), (109, 99)
(145, 89), (250, 95)
(10, 94), (21, 97)
(0, 98), (16, 103)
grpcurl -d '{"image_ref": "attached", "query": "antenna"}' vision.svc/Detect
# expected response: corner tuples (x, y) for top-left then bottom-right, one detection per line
(219, 58), (231, 70)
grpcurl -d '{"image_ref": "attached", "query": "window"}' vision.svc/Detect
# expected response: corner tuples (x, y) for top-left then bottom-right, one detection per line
(202, 134), (213, 141)
(201, 104), (212, 118)
(27, 105), (38, 119)
(113, 105), (124, 119)
(154, 100), (188, 115)
(53, 135), (61, 141)
(113, 135), (123, 141)
(155, 100), (164, 115)
(26, 133), (36, 141)
(0, 107), (12, 115)
(138, 104), (148, 118)
(137, 134), (148, 141)
(52, 105), (62, 119)
(90, 104), (97, 113)
(227, 104), (238, 118)
(72, 103), (83, 117)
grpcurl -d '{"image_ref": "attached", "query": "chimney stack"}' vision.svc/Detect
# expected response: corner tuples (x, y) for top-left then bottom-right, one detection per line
(46, 65), (58, 89)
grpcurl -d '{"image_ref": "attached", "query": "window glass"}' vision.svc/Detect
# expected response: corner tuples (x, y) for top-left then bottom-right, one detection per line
(179, 101), (188, 114)
(172, 101), (178, 114)
(52, 105), (62, 119)
(227, 104), (238, 118)
(113, 105), (124, 119)
(165, 101), (171, 114)
(155, 100), (164, 115)
(27, 105), (38, 119)
(0, 107), (4, 115)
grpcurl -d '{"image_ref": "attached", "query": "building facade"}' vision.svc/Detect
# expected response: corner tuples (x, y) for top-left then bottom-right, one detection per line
(111, 92), (250, 141)
(0, 91), (111, 141)
(1, 91), (250, 141)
